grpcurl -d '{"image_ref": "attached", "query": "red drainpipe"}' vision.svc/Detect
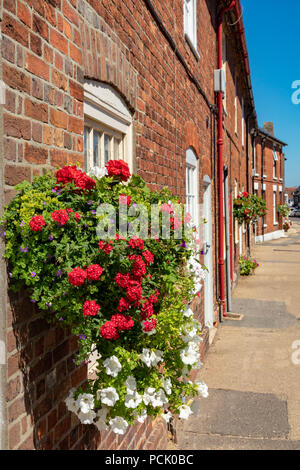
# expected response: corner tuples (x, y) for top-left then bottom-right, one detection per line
(217, 1), (235, 318)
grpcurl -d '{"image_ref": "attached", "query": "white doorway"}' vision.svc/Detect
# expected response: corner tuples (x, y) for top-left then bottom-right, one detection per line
(203, 177), (214, 327)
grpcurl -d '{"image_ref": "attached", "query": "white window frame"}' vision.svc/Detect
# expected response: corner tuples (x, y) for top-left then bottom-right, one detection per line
(241, 98), (245, 147)
(273, 189), (278, 225)
(186, 147), (199, 227)
(184, 0), (199, 57)
(84, 80), (133, 173)
(273, 149), (278, 180)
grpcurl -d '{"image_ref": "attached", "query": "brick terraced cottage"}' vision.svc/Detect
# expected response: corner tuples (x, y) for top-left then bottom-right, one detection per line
(252, 122), (287, 243)
(0, 0), (281, 450)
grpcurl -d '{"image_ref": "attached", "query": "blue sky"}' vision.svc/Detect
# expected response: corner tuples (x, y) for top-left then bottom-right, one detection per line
(241, 0), (300, 187)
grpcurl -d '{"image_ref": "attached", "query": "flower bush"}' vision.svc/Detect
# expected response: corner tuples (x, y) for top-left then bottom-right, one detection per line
(282, 218), (292, 232)
(239, 255), (259, 276)
(2, 160), (208, 435)
(233, 192), (267, 225)
(277, 204), (291, 219)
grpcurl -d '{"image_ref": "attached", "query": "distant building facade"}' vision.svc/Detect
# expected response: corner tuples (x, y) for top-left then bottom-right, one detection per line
(252, 123), (287, 243)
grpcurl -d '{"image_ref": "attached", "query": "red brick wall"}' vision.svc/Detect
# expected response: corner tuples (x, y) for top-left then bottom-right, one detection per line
(254, 137), (285, 237)
(1, 0), (254, 449)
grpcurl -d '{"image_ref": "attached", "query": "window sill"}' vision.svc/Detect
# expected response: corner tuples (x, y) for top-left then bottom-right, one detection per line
(273, 222), (279, 226)
(263, 175), (267, 179)
(273, 177), (278, 181)
(264, 224), (268, 228)
(185, 33), (200, 61)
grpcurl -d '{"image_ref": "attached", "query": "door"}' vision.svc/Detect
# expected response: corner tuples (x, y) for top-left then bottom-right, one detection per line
(203, 179), (214, 327)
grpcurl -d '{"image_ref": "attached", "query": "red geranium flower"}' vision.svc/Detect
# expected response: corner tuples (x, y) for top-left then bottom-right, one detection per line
(29, 215), (46, 232)
(68, 267), (87, 286)
(86, 264), (103, 281)
(117, 297), (131, 313)
(115, 273), (130, 289)
(119, 194), (132, 206)
(100, 321), (119, 340)
(51, 209), (69, 226)
(106, 160), (131, 182)
(56, 166), (96, 191)
(99, 240), (114, 254)
(142, 250), (154, 265)
(111, 314), (134, 331)
(128, 237), (145, 250)
(83, 300), (100, 316)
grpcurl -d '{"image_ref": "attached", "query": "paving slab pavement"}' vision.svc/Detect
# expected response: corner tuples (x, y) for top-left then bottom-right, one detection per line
(173, 220), (300, 450)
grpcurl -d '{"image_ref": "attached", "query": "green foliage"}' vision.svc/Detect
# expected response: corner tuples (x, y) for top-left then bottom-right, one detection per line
(239, 255), (259, 276)
(234, 192), (267, 225)
(2, 165), (207, 431)
(277, 204), (291, 218)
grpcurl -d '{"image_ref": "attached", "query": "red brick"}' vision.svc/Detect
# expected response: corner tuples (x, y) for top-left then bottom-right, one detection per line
(69, 43), (82, 64)
(44, 44), (54, 64)
(54, 414), (71, 442)
(30, 33), (42, 56)
(4, 138), (17, 162)
(68, 116), (83, 134)
(2, 12), (29, 47)
(6, 375), (21, 402)
(8, 396), (26, 423)
(62, 0), (79, 27)
(50, 28), (68, 55)
(4, 114), (31, 140)
(9, 422), (21, 449)
(2, 63), (30, 93)
(50, 149), (68, 167)
(17, 1), (32, 28)
(25, 52), (50, 81)
(24, 143), (48, 164)
(4, 0), (16, 14)
(43, 125), (53, 145)
(36, 418), (47, 442)
(17, 433), (35, 450)
(1, 36), (15, 63)
(25, 98), (48, 123)
(64, 20), (72, 40)
(32, 123), (43, 143)
(45, 2), (57, 27)
(48, 409), (58, 430)
(50, 108), (68, 129)
(69, 80), (83, 101)
(52, 69), (68, 91)
(33, 14), (48, 41)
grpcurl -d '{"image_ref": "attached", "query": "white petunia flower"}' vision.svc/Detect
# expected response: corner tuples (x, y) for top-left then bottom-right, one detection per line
(109, 416), (129, 435)
(65, 388), (78, 413)
(190, 400), (201, 416)
(181, 325), (199, 343)
(100, 387), (119, 407)
(178, 405), (193, 420)
(195, 381), (209, 398)
(125, 392), (143, 409)
(150, 350), (164, 366)
(95, 407), (109, 431)
(143, 387), (156, 406)
(162, 378), (172, 395)
(124, 376), (137, 394)
(133, 409), (147, 423)
(103, 356), (122, 377)
(76, 393), (94, 414)
(78, 410), (96, 424)
(180, 343), (200, 365)
(140, 349), (152, 367)
(192, 359), (204, 370)
(151, 389), (168, 408)
(140, 349), (164, 367)
(183, 308), (194, 319)
(162, 411), (173, 423)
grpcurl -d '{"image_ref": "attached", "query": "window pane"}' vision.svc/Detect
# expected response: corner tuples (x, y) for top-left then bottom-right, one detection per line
(114, 138), (120, 160)
(93, 131), (100, 167)
(104, 134), (111, 164)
